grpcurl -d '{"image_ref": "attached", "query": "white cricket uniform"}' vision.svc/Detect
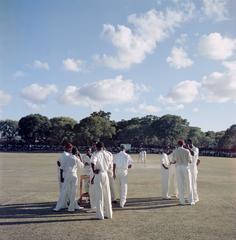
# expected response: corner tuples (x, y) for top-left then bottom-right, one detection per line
(54, 154), (84, 211)
(172, 147), (194, 205)
(139, 150), (147, 163)
(190, 146), (199, 202)
(114, 150), (133, 207)
(105, 150), (117, 202)
(91, 150), (113, 220)
(160, 153), (170, 199)
(89, 152), (97, 210)
(168, 153), (178, 197)
(82, 154), (92, 193)
(57, 151), (70, 191)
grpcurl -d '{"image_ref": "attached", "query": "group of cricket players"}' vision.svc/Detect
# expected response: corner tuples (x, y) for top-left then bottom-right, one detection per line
(53, 138), (200, 220)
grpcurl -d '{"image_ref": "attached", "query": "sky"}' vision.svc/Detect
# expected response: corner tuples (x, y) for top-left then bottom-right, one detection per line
(0, 0), (236, 132)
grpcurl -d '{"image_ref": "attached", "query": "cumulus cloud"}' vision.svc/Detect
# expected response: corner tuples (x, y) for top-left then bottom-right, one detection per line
(32, 60), (50, 70)
(198, 32), (236, 60)
(97, 7), (191, 69)
(63, 58), (85, 72)
(0, 90), (11, 110)
(21, 84), (58, 108)
(166, 47), (193, 69)
(126, 103), (160, 114)
(202, 0), (229, 21)
(201, 61), (236, 102)
(60, 75), (146, 109)
(159, 80), (201, 110)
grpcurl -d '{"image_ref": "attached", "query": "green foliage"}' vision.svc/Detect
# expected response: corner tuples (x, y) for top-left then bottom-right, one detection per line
(73, 111), (116, 145)
(18, 114), (51, 144)
(218, 125), (236, 149)
(0, 120), (19, 141)
(49, 117), (77, 145)
(151, 114), (189, 147)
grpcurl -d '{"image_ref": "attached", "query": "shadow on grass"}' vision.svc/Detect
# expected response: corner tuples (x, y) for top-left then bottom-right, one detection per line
(0, 197), (179, 225)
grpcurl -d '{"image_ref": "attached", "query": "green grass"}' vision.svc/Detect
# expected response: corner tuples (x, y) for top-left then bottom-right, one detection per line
(0, 153), (236, 240)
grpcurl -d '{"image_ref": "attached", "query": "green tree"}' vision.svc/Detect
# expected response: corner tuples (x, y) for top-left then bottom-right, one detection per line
(151, 114), (189, 147)
(49, 117), (77, 145)
(218, 125), (236, 149)
(0, 120), (19, 142)
(74, 111), (116, 145)
(18, 114), (51, 144)
(187, 127), (204, 146)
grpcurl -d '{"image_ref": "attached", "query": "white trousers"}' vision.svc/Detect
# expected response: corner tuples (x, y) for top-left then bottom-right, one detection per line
(161, 167), (169, 198)
(55, 174), (77, 211)
(116, 169), (128, 207)
(94, 172), (112, 219)
(89, 173), (96, 209)
(176, 165), (194, 204)
(190, 165), (199, 201)
(108, 171), (116, 201)
(168, 165), (178, 197)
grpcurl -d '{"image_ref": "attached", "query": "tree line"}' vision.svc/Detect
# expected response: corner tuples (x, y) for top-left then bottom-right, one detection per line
(0, 111), (235, 150)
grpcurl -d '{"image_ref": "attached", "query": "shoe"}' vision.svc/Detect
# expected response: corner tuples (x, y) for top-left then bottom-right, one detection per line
(53, 208), (60, 212)
(190, 202), (195, 206)
(195, 198), (199, 203)
(68, 209), (75, 212)
(112, 200), (118, 204)
(162, 196), (171, 200)
(75, 206), (84, 210)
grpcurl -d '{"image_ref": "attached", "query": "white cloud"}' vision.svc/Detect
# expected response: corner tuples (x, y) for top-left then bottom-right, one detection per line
(0, 90), (11, 110)
(97, 7), (190, 69)
(21, 84), (58, 108)
(175, 33), (188, 45)
(201, 61), (236, 102)
(198, 32), (236, 60)
(32, 60), (50, 70)
(13, 70), (25, 78)
(193, 107), (199, 112)
(126, 103), (160, 114)
(202, 0), (229, 21)
(63, 58), (85, 72)
(166, 47), (193, 69)
(60, 75), (146, 109)
(159, 80), (201, 109)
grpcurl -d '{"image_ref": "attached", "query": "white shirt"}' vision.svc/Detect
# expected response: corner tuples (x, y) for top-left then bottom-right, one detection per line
(161, 153), (170, 169)
(190, 145), (199, 166)
(172, 147), (192, 166)
(58, 151), (70, 169)
(82, 154), (92, 175)
(90, 150), (112, 173)
(62, 154), (84, 176)
(114, 151), (133, 170)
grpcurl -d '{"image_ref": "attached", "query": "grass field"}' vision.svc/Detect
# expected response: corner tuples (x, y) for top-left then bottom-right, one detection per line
(0, 153), (236, 240)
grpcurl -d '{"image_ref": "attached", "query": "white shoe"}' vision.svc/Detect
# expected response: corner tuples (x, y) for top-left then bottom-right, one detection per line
(195, 198), (199, 203)
(68, 209), (75, 212)
(75, 206), (84, 210)
(190, 202), (195, 206)
(53, 208), (60, 212)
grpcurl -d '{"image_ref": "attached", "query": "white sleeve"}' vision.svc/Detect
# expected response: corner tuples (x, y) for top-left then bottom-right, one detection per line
(128, 155), (133, 165)
(76, 157), (84, 169)
(90, 154), (97, 165)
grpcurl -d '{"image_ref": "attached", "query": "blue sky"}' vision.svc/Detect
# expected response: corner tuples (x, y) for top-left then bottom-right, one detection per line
(0, 0), (236, 131)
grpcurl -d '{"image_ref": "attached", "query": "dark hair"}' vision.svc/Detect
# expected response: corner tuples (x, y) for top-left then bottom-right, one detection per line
(120, 145), (125, 151)
(96, 142), (104, 150)
(72, 147), (78, 155)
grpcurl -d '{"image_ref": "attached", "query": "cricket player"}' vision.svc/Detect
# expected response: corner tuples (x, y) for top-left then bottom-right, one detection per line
(187, 139), (200, 203)
(172, 140), (194, 205)
(113, 145), (133, 208)
(91, 142), (113, 220)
